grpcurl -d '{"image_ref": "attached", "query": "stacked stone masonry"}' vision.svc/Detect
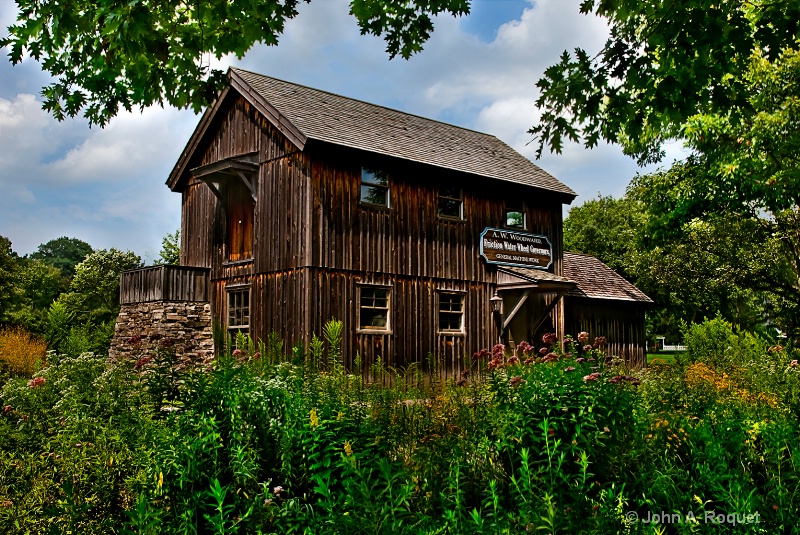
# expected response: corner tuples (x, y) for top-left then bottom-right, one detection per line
(109, 301), (214, 362)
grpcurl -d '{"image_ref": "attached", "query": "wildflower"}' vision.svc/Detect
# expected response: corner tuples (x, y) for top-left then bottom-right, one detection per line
(506, 355), (520, 365)
(593, 336), (607, 349)
(491, 344), (506, 359)
(539, 347), (549, 355)
(310, 408), (319, 429)
(509, 375), (526, 387)
(273, 486), (284, 497)
(344, 441), (353, 457)
(577, 332), (590, 344)
(542, 332), (557, 345)
(548, 427), (555, 436)
(264, 498), (273, 506)
(583, 372), (601, 382)
(542, 352), (559, 363)
(576, 357), (586, 364)
(603, 427), (610, 433)
(1, 500), (12, 507)
(134, 356), (153, 370)
(232, 349), (243, 357)
(517, 341), (533, 355)
(773, 505), (779, 511)
(252, 351), (261, 360)
(28, 377), (46, 389)
(582, 344), (593, 353)
(564, 366), (575, 372)
(769, 345), (784, 353)
(524, 356), (536, 365)
(3, 405), (11, 413)
(791, 360), (798, 368)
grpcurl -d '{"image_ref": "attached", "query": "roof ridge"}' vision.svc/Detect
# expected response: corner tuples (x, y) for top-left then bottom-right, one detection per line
(229, 67), (507, 141)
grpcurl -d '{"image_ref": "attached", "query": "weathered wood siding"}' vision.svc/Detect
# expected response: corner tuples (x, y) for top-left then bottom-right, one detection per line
(120, 265), (210, 304)
(564, 297), (647, 367)
(308, 149), (565, 281)
(179, 95), (308, 277)
(180, 181), (216, 268)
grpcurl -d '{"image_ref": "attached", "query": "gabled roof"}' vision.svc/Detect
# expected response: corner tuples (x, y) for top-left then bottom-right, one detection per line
(563, 252), (652, 303)
(168, 68), (576, 198)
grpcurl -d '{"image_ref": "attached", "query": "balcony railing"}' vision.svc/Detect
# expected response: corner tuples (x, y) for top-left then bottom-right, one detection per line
(120, 265), (210, 304)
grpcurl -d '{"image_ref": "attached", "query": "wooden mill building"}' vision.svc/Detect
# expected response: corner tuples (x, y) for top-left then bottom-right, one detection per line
(115, 68), (651, 372)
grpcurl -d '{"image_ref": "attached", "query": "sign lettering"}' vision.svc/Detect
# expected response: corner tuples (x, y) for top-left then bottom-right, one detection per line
(479, 228), (552, 270)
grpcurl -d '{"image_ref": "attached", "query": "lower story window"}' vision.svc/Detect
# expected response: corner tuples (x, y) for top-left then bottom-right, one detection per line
(438, 292), (465, 333)
(359, 286), (390, 331)
(227, 287), (250, 334)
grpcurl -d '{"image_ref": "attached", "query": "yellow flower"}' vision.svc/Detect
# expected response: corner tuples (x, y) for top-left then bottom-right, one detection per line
(344, 441), (353, 457)
(158, 471), (164, 489)
(310, 408), (319, 429)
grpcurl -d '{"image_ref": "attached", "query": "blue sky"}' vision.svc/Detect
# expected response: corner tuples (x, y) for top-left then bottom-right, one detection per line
(0, 0), (681, 260)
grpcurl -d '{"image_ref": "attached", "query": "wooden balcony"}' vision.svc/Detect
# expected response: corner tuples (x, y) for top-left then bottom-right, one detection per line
(120, 265), (210, 304)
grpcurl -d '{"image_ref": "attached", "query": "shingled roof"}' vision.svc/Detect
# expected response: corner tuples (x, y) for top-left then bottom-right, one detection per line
(169, 68), (574, 196)
(563, 252), (652, 303)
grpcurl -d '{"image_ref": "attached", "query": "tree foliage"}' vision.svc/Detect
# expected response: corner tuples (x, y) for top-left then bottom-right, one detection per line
(2, 0), (470, 125)
(531, 0), (800, 164)
(59, 249), (142, 320)
(563, 195), (646, 278)
(30, 236), (93, 279)
(157, 230), (181, 266)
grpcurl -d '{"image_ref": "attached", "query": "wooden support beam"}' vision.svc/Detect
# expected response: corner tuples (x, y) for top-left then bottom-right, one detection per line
(503, 290), (530, 329)
(530, 291), (566, 334)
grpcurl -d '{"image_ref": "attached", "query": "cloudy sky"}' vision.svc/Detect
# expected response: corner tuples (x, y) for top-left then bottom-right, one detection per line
(0, 0), (679, 261)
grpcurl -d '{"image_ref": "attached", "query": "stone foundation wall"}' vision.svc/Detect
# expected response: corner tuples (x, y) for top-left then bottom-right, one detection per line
(109, 301), (214, 361)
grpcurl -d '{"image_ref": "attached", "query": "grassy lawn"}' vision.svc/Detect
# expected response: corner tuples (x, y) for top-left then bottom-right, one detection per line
(647, 350), (684, 365)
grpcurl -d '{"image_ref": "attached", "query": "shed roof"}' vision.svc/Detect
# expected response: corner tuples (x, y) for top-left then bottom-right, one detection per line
(563, 252), (652, 303)
(167, 68), (576, 198)
(495, 254), (651, 304)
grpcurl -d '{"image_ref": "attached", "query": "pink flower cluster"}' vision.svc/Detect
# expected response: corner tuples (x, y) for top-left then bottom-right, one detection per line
(583, 372), (601, 382)
(28, 377), (46, 389)
(609, 375), (640, 386)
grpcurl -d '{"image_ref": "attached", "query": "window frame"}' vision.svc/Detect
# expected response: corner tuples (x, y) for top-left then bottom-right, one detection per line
(226, 285), (251, 335)
(437, 290), (466, 335)
(359, 167), (391, 209)
(504, 202), (527, 230)
(437, 187), (464, 221)
(357, 284), (392, 334)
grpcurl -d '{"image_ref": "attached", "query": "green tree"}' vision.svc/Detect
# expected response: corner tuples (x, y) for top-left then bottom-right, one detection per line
(57, 249), (142, 324)
(157, 230), (181, 266)
(531, 0), (800, 164)
(30, 237), (93, 279)
(0, 236), (21, 322)
(2, 0), (470, 126)
(628, 49), (800, 338)
(563, 195), (646, 278)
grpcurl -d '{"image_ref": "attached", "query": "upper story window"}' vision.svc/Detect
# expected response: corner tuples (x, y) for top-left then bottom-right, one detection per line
(504, 202), (526, 230)
(437, 187), (464, 220)
(358, 285), (391, 332)
(360, 168), (390, 208)
(438, 292), (465, 334)
(226, 180), (255, 261)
